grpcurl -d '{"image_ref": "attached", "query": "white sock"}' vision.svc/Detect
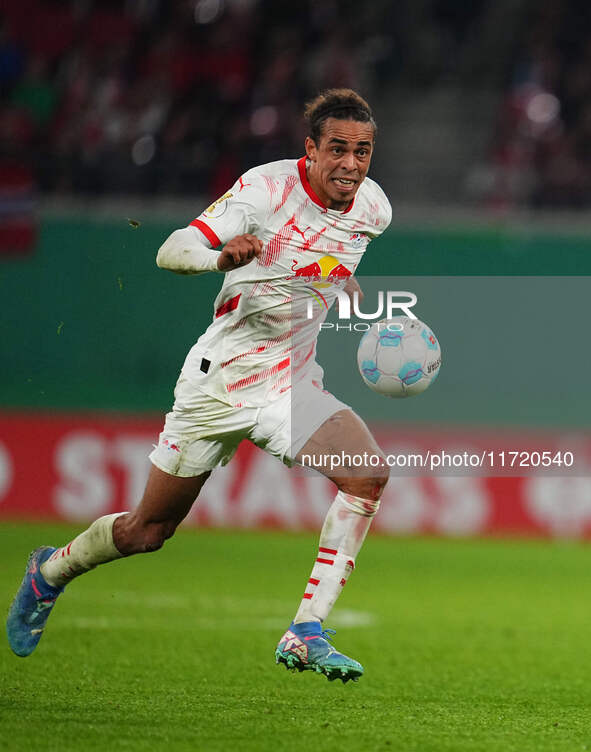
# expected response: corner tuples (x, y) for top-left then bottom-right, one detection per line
(40, 513), (127, 588)
(293, 491), (380, 624)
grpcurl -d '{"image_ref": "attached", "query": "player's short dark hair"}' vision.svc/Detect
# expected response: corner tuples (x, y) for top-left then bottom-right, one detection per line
(304, 89), (377, 144)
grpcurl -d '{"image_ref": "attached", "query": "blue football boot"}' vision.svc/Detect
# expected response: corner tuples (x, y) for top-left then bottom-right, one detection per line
(275, 621), (363, 683)
(7, 547), (64, 657)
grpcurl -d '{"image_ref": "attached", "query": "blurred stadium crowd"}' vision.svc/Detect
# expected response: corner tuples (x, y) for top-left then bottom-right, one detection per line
(1, 0), (590, 208)
(1, 0), (402, 199)
(485, 0), (591, 209)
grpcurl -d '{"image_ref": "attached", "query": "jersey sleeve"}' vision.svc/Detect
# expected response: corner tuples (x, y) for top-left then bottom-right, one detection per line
(189, 169), (271, 247)
(364, 181), (393, 239)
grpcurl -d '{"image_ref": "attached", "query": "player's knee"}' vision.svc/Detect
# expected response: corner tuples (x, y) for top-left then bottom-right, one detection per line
(369, 470), (389, 500)
(365, 451), (390, 499)
(338, 463), (389, 501)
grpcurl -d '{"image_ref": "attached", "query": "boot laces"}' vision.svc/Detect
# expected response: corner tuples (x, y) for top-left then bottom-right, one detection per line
(321, 628), (336, 642)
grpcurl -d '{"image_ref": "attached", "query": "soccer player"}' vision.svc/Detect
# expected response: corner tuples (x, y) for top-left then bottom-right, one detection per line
(7, 88), (392, 683)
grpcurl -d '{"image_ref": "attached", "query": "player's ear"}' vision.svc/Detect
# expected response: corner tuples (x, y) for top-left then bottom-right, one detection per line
(305, 136), (318, 162)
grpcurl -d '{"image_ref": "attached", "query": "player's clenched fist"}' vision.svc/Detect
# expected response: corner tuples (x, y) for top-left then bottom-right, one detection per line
(217, 234), (263, 271)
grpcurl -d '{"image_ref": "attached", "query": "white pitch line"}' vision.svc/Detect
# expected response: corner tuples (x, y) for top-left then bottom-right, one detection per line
(59, 609), (376, 632)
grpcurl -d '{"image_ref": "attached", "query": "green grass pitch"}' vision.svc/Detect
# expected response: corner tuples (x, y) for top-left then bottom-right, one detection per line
(2, 521), (591, 752)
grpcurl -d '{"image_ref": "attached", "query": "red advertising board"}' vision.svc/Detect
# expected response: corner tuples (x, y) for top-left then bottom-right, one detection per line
(1, 411), (591, 538)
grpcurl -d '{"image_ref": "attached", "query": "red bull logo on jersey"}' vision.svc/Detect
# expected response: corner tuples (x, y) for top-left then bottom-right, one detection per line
(289, 254), (352, 286)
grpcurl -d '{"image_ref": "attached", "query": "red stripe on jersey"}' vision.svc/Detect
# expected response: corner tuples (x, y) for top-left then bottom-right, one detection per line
(261, 214), (297, 267)
(297, 156), (355, 214)
(316, 558), (334, 566)
(308, 578), (320, 586)
(270, 368), (291, 397)
(292, 344), (315, 377)
(221, 345), (265, 367)
(263, 175), (277, 199)
(215, 293), (241, 318)
(319, 547), (337, 555)
(273, 174), (298, 214)
(220, 329), (293, 368)
(302, 593), (313, 599)
(226, 356), (290, 393)
(190, 219), (222, 248)
(259, 311), (293, 325)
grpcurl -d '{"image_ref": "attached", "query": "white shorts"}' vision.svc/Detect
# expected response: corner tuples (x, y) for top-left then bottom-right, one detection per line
(149, 374), (351, 477)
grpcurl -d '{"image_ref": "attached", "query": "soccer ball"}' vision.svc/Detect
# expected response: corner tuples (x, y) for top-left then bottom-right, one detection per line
(357, 316), (441, 398)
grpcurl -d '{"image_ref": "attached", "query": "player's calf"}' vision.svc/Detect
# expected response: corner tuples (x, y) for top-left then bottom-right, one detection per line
(294, 490), (381, 625)
(112, 465), (208, 555)
(112, 514), (178, 555)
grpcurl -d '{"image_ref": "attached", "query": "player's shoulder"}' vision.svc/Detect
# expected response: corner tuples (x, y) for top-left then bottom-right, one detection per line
(355, 176), (392, 232)
(235, 159), (301, 214)
(219, 161), (295, 214)
(358, 176), (392, 219)
(243, 159), (299, 185)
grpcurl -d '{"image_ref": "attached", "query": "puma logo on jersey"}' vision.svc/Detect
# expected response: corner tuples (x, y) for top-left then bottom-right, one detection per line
(286, 215), (311, 240)
(292, 224), (310, 240)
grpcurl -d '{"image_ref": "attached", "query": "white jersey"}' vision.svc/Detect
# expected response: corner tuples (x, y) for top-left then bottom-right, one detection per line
(182, 157), (392, 407)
